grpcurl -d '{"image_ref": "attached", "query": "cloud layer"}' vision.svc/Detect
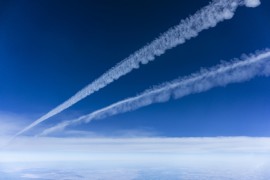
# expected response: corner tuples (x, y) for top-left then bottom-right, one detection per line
(1, 136), (270, 162)
(1, 135), (270, 179)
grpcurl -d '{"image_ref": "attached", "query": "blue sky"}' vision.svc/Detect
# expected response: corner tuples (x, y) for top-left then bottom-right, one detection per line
(1, 0), (270, 138)
(1, 1), (270, 179)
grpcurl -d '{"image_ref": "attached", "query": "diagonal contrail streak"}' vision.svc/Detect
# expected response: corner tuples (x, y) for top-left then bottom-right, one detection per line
(14, 0), (260, 138)
(40, 49), (270, 136)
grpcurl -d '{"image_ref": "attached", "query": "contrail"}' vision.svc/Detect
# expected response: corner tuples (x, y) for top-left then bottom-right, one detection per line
(14, 0), (260, 138)
(40, 49), (270, 136)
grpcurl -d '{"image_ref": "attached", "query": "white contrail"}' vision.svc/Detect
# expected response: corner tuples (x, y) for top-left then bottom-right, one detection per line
(14, 0), (260, 138)
(40, 49), (270, 136)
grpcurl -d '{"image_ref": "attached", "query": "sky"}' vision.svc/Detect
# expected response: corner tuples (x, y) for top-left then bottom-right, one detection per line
(1, 0), (270, 179)
(1, 0), (270, 137)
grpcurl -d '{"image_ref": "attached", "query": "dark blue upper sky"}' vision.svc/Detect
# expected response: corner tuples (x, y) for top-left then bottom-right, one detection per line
(1, 0), (270, 137)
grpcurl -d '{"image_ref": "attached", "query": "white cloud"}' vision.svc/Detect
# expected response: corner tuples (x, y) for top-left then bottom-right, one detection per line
(49, 128), (159, 138)
(1, 136), (270, 162)
(244, 0), (261, 8)
(21, 173), (41, 179)
(1, 136), (270, 179)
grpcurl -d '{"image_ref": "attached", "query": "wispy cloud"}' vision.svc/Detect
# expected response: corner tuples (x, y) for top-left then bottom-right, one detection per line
(0, 111), (30, 137)
(41, 128), (158, 138)
(13, 0), (261, 138)
(1, 136), (270, 162)
(40, 49), (270, 136)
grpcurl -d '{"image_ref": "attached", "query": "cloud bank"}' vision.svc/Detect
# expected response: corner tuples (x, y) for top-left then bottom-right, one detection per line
(13, 0), (261, 138)
(2, 158), (270, 180)
(1, 136), (270, 162)
(40, 49), (270, 136)
(1, 136), (270, 179)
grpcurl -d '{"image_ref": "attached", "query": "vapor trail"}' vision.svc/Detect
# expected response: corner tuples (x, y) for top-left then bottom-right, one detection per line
(40, 49), (270, 136)
(14, 0), (260, 138)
